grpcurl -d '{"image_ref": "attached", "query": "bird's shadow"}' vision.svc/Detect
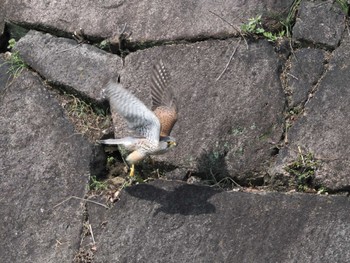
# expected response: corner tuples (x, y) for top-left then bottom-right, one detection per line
(124, 138), (233, 216)
(125, 182), (221, 216)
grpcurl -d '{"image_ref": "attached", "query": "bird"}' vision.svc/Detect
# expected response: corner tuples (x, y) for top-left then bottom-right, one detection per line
(98, 60), (178, 177)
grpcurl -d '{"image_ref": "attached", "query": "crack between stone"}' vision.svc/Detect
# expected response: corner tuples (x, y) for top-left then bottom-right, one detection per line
(5, 20), (241, 57)
(276, 43), (333, 150)
(72, 202), (96, 263)
(302, 52), (331, 109)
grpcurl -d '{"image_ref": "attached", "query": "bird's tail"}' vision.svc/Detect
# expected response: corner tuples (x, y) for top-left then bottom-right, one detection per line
(97, 137), (140, 147)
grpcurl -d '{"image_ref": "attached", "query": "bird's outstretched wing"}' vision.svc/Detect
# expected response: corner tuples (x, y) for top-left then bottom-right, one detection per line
(105, 82), (160, 144)
(150, 60), (178, 137)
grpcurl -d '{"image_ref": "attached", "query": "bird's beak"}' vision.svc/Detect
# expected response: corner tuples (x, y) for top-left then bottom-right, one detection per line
(169, 141), (177, 147)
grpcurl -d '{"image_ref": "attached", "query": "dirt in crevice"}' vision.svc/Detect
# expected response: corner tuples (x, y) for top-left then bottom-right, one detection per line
(72, 204), (96, 263)
(40, 81), (113, 143)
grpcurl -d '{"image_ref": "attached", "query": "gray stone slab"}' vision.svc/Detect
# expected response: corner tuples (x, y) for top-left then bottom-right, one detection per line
(0, 70), (92, 262)
(92, 180), (350, 263)
(270, 35), (350, 190)
(14, 30), (122, 101)
(0, 56), (12, 92)
(116, 39), (285, 183)
(4, 0), (294, 42)
(285, 48), (327, 108)
(293, 0), (346, 48)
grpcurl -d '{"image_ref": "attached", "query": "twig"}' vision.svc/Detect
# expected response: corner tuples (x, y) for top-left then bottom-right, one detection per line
(120, 23), (127, 35)
(216, 38), (241, 82)
(209, 169), (242, 189)
(286, 72), (299, 80)
(55, 44), (82, 54)
(208, 10), (248, 49)
(209, 10), (238, 31)
(53, 195), (109, 209)
(212, 177), (242, 189)
(298, 146), (305, 166)
(88, 224), (96, 245)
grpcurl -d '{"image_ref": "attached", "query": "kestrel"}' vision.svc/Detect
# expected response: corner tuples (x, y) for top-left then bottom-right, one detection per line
(98, 60), (178, 176)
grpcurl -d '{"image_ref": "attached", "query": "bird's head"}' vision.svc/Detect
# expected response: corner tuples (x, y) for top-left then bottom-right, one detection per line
(160, 136), (177, 150)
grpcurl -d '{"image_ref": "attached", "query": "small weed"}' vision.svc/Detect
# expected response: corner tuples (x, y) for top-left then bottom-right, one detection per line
(98, 39), (110, 50)
(262, 31), (285, 42)
(231, 127), (245, 136)
(240, 15), (285, 42)
(288, 106), (302, 116)
(107, 156), (116, 166)
(6, 52), (27, 77)
(284, 147), (321, 192)
(317, 186), (329, 195)
(7, 38), (16, 49)
(241, 0), (302, 41)
(240, 15), (265, 34)
(223, 142), (230, 150)
(250, 123), (257, 130)
(131, 174), (146, 184)
(281, 0), (302, 37)
(89, 176), (108, 191)
(336, 0), (349, 14)
(2, 38), (28, 77)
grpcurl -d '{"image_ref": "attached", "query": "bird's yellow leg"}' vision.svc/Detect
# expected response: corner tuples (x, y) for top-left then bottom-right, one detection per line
(129, 164), (135, 177)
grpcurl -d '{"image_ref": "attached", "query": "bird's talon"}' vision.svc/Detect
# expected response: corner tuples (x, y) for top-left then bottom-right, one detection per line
(129, 164), (135, 177)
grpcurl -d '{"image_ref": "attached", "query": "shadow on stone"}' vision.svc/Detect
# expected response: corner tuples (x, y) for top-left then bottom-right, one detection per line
(125, 182), (220, 215)
(195, 144), (230, 183)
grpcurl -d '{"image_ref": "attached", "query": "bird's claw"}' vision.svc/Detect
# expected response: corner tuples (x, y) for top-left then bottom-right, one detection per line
(129, 164), (135, 177)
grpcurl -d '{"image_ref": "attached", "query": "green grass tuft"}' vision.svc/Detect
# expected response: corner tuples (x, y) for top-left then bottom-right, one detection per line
(284, 147), (321, 192)
(3, 38), (28, 77)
